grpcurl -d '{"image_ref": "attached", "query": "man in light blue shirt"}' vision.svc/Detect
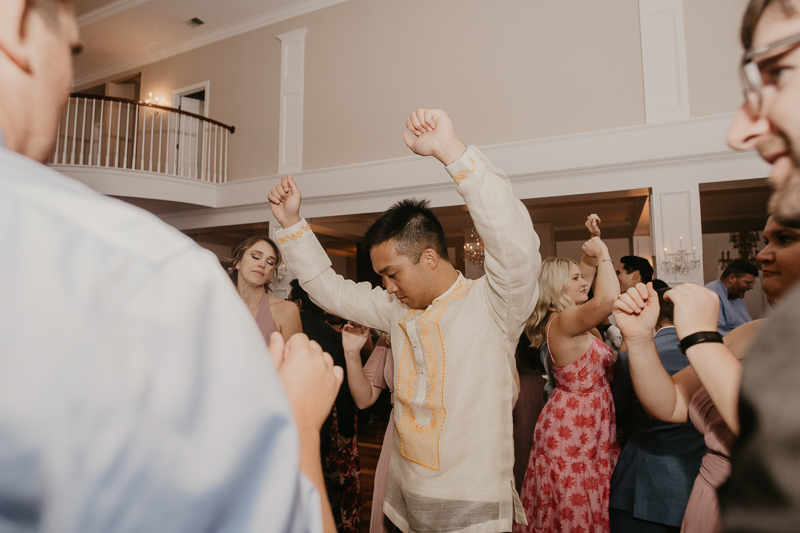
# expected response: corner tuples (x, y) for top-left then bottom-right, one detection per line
(0, 1), (341, 531)
(704, 259), (759, 335)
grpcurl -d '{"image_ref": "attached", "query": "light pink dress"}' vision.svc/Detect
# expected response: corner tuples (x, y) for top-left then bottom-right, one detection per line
(516, 331), (619, 533)
(362, 337), (396, 533)
(254, 294), (277, 342)
(681, 387), (735, 533)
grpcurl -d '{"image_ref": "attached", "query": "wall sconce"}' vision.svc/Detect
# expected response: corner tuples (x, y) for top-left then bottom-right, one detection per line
(144, 92), (168, 106)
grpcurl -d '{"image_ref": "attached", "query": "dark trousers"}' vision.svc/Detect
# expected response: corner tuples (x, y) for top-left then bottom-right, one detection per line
(610, 507), (681, 533)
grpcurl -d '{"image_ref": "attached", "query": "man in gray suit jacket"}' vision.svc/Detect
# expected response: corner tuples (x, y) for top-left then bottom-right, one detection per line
(610, 288), (706, 533)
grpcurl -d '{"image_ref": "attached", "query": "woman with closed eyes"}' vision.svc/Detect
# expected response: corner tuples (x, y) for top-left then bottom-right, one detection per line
(225, 236), (302, 347)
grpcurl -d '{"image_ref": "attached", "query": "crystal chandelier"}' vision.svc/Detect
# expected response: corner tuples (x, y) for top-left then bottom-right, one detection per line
(661, 235), (699, 275)
(275, 262), (289, 284)
(463, 227), (484, 268)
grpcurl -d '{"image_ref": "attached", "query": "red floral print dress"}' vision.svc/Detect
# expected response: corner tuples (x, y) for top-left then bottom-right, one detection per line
(515, 334), (619, 533)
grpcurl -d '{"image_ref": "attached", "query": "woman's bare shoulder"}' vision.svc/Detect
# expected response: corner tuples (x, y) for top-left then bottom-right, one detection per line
(724, 319), (765, 359)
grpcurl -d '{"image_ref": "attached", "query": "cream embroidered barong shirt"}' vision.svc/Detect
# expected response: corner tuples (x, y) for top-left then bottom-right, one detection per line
(276, 146), (541, 533)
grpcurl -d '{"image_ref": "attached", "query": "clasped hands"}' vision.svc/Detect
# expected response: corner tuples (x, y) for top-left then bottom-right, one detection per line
(613, 282), (721, 344)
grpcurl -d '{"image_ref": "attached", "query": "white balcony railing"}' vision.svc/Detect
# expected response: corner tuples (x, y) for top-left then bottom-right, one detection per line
(50, 94), (235, 183)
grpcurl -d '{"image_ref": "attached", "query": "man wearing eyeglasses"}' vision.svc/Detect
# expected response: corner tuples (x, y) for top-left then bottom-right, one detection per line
(721, 1), (800, 531)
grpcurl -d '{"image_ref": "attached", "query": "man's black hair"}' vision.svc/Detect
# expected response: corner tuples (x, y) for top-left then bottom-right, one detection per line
(651, 278), (669, 291)
(656, 287), (674, 325)
(721, 259), (759, 279)
(361, 198), (449, 263)
(288, 279), (323, 314)
(620, 255), (654, 283)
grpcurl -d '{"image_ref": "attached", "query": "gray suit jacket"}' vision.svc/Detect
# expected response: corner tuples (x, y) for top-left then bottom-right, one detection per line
(721, 284), (800, 532)
(610, 327), (706, 527)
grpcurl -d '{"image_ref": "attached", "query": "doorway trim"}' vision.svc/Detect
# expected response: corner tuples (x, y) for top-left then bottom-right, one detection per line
(172, 81), (210, 116)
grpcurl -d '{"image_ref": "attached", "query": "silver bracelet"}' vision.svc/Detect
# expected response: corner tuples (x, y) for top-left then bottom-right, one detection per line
(595, 258), (613, 268)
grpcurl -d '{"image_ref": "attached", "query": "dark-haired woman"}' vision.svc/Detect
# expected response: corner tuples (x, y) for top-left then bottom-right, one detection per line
(225, 236), (301, 344)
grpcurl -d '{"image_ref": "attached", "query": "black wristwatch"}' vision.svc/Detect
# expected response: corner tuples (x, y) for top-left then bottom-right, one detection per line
(678, 331), (724, 354)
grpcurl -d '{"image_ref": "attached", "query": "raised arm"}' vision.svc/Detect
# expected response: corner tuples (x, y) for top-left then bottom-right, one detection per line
(403, 109), (541, 339)
(268, 176), (399, 333)
(554, 236), (619, 339)
(665, 283), (743, 433)
(579, 214), (603, 287)
(341, 324), (382, 409)
(614, 283), (699, 423)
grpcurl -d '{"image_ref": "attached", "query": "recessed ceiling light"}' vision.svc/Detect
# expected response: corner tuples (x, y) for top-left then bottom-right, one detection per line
(185, 17), (205, 28)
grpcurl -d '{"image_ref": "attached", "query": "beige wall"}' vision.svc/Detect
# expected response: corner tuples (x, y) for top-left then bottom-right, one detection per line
(301, 0), (645, 170)
(684, 0), (749, 117)
(80, 0), (749, 181)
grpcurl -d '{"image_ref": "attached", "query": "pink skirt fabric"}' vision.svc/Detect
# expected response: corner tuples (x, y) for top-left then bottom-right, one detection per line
(681, 387), (735, 533)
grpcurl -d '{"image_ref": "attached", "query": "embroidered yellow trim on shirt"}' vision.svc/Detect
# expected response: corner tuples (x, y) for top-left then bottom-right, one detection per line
(277, 222), (311, 245)
(452, 157), (478, 185)
(395, 277), (472, 470)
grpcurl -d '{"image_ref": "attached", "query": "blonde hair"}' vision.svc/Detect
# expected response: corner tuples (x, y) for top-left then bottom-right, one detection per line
(525, 258), (578, 347)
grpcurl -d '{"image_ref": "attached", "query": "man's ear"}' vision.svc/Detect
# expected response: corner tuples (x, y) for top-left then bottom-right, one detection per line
(421, 249), (439, 270)
(632, 270), (641, 282)
(0, 0), (33, 73)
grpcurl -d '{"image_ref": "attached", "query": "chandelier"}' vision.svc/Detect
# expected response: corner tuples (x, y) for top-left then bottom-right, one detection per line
(661, 235), (700, 275)
(463, 227), (484, 268)
(275, 262), (290, 284)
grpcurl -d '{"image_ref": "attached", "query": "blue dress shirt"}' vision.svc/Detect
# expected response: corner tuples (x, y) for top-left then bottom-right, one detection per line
(705, 279), (752, 335)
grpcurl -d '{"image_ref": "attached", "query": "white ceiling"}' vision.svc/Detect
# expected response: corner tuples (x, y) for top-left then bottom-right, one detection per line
(73, 0), (348, 88)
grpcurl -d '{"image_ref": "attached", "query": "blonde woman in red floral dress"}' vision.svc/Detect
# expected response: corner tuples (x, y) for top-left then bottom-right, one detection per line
(515, 216), (621, 533)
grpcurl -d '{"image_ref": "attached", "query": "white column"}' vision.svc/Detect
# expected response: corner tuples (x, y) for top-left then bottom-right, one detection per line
(277, 28), (307, 175)
(638, 0), (691, 124)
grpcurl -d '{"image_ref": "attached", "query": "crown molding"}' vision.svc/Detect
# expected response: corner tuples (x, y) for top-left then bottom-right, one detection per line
(77, 0), (152, 27)
(53, 112), (769, 229)
(147, 113), (770, 230)
(73, 0), (350, 88)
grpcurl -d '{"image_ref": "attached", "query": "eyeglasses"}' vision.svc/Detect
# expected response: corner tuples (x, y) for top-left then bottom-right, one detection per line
(740, 30), (800, 115)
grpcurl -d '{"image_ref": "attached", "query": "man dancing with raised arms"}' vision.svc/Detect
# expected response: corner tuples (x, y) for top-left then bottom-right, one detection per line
(269, 108), (541, 532)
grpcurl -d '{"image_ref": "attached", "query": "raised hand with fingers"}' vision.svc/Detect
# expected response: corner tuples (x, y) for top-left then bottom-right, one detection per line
(401, 108), (466, 166)
(278, 333), (344, 433)
(267, 331), (287, 369)
(613, 282), (659, 342)
(342, 323), (370, 355)
(268, 174), (303, 229)
(585, 214), (602, 237)
(582, 236), (610, 260)
(664, 284), (720, 340)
